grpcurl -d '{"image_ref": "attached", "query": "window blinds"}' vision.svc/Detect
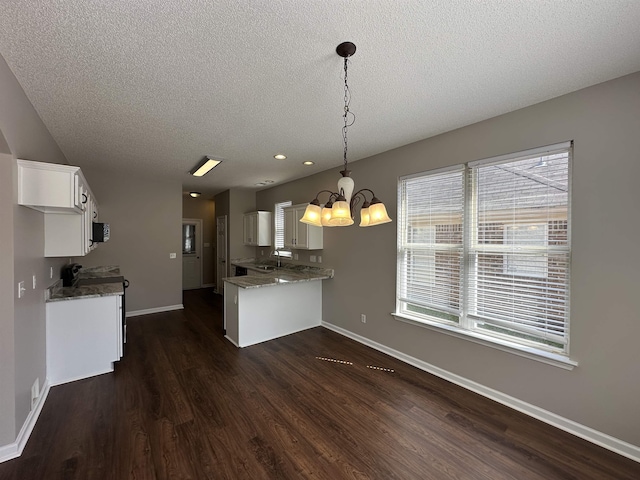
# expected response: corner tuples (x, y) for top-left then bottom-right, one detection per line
(398, 142), (571, 351)
(274, 201), (292, 250)
(468, 148), (570, 346)
(398, 167), (465, 323)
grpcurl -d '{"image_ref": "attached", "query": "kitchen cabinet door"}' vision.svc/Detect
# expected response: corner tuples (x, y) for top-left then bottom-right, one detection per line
(43, 190), (99, 257)
(283, 204), (323, 250)
(283, 207), (297, 249)
(243, 211), (272, 246)
(243, 213), (256, 245)
(46, 295), (122, 386)
(18, 159), (85, 213)
(18, 159), (101, 257)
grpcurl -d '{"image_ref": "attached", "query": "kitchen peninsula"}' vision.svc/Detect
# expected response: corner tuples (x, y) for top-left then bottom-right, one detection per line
(223, 262), (333, 348)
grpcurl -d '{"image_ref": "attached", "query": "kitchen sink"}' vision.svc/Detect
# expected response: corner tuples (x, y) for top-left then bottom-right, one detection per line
(253, 265), (276, 271)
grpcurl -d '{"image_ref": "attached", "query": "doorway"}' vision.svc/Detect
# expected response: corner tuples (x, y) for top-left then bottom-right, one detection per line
(182, 218), (203, 290)
(215, 215), (228, 294)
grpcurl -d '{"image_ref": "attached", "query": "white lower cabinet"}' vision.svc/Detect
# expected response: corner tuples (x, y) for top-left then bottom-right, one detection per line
(46, 295), (122, 386)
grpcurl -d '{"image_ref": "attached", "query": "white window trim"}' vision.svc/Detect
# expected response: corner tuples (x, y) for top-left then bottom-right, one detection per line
(391, 311), (577, 370)
(274, 200), (293, 258)
(394, 141), (574, 368)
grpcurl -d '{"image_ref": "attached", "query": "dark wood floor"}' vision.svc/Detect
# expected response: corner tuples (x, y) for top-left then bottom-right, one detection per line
(1, 289), (638, 479)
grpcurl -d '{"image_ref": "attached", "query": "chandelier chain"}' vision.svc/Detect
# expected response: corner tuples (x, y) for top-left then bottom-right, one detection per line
(342, 57), (355, 171)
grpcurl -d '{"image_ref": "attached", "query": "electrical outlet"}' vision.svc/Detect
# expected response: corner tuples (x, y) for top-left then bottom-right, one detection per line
(310, 255), (316, 263)
(18, 281), (25, 298)
(50, 266), (53, 279)
(318, 255), (322, 263)
(32, 275), (37, 289)
(361, 314), (367, 323)
(169, 253), (177, 259)
(261, 250), (264, 256)
(294, 253), (299, 260)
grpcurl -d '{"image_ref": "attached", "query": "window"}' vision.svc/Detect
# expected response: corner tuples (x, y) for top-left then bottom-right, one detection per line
(397, 142), (571, 356)
(182, 224), (196, 254)
(503, 223), (548, 278)
(274, 201), (292, 257)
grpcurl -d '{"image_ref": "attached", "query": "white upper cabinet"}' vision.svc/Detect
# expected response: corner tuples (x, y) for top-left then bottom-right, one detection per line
(18, 159), (100, 257)
(18, 159), (87, 213)
(283, 204), (323, 250)
(243, 211), (272, 246)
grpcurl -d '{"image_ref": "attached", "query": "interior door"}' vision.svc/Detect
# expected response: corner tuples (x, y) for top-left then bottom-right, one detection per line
(215, 215), (228, 294)
(182, 218), (202, 290)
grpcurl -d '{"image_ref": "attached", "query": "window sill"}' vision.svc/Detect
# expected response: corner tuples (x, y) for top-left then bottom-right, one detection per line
(391, 312), (577, 370)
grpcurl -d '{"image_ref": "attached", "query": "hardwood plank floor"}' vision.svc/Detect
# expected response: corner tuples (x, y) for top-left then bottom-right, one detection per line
(1, 288), (638, 479)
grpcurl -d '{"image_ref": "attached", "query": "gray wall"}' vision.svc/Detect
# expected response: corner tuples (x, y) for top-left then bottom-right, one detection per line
(0, 53), (70, 446)
(79, 168), (183, 312)
(213, 188), (256, 279)
(182, 195), (216, 285)
(0, 151), (16, 445)
(257, 72), (640, 447)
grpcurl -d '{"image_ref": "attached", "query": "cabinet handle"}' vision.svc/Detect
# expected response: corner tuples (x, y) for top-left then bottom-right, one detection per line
(82, 193), (88, 204)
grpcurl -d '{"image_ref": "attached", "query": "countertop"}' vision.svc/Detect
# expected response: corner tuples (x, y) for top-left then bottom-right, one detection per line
(225, 260), (333, 289)
(46, 266), (124, 302)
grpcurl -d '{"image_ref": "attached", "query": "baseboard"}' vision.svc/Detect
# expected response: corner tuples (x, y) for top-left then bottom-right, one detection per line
(49, 367), (114, 387)
(126, 304), (183, 317)
(0, 379), (51, 464)
(201, 283), (216, 288)
(321, 321), (640, 463)
(224, 335), (240, 348)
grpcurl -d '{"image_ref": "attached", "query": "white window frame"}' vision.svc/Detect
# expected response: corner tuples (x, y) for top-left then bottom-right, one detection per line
(394, 142), (576, 369)
(274, 201), (292, 258)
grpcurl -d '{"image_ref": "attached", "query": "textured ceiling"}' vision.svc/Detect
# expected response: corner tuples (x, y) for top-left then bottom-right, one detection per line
(1, 1), (639, 198)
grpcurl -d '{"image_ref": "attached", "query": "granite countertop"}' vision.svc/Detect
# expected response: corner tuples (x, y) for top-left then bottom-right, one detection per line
(77, 265), (121, 279)
(224, 260), (333, 289)
(46, 266), (124, 302)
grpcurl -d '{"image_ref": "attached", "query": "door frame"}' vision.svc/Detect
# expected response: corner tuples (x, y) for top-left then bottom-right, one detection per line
(182, 218), (203, 290)
(215, 215), (228, 295)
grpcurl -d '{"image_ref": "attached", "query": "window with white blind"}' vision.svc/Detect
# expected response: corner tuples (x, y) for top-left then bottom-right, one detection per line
(396, 142), (571, 356)
(274, 201), (292, 257)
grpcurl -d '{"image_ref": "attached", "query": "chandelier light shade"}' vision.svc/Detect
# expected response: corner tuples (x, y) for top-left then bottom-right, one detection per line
(299, 200), (322, 226)
(367, 198), (393, 226)
(300, 42), (392, 228)
(328, 194), (354, 226)
(359, 203), (371, 227)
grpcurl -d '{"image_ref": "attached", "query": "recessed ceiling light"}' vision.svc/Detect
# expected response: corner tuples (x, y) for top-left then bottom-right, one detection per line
(264, 180), (274, 184)
(303, 161), (315, 166)
(274, 154), (287, 160)
(255, 182), (266, 186)
(189, 192), (202, 198)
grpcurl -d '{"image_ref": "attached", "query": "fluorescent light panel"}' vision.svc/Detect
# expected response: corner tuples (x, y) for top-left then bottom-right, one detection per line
(191, 156), (222, 176)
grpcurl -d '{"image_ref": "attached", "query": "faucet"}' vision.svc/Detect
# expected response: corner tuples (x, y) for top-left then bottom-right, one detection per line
(270, 249), (282, 268)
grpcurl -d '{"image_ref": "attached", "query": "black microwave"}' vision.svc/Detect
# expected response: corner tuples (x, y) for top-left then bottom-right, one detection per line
(92, 222), (110, 242)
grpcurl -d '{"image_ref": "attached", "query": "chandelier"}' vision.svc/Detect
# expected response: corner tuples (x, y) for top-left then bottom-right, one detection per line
(300, 42), (392, 228)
